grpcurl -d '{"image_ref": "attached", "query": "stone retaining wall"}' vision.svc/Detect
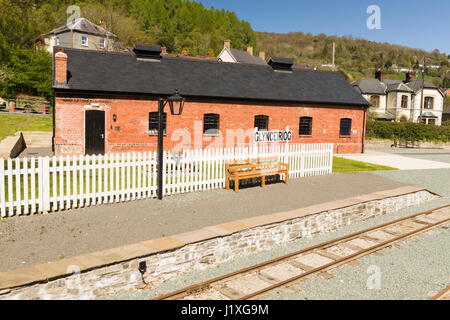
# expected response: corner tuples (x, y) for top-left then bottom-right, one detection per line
(367, 138), (450, 149)
(0, 189), (437, 299)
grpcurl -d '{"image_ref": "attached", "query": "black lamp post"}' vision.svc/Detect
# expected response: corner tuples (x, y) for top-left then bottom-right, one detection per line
(157, 89), (184, 200)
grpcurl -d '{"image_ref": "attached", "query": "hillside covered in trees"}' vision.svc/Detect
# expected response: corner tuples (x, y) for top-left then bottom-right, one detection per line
(257, 31), (450, 86)
(0, 0), (257, 100)
(0, 0), (449, 102)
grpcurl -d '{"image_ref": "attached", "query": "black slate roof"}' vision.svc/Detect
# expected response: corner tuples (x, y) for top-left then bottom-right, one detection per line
(352, 79), (386, 94)
(405, 80), (438, 92)
(54, 47), (369, 107)
(386, 82), (414, 93)
(49, 18), (115, 37)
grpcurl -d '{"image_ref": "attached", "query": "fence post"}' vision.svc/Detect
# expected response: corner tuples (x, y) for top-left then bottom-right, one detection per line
(0, 159), (5, 217)
(329, 143), (334, 173)
(42, 157), (51, 213)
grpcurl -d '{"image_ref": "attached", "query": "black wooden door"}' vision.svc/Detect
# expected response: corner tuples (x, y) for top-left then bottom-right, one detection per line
(85, 110), (105, 155)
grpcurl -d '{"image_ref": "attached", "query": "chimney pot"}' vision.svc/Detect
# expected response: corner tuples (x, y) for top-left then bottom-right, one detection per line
(182, 49), (187, 56)
(224, 40), (230, 49)
(375, 69), (384, 83)
(54, 51), (68, 84)
(405, 71), (414, 83)
(161, 46), (167, 54)
(247, 46), (253, 56)
(259, 50), (265, 61)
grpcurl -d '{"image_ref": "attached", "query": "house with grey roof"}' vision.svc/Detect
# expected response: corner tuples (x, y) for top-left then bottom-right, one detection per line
(353, 71), (445, 125)
(217, 40), (266, 65)
(35, 18), (117, 54)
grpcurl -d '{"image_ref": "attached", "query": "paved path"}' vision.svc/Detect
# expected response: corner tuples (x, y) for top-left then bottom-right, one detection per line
(0, 172), (406, 273)
(18, 147), (53, 158)
(338, 150), (450, 170)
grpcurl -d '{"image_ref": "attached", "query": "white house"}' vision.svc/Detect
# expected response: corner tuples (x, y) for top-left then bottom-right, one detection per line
(353, 71), (445, 125)
(217, 40), (266, 65)
(35, 18), (117, 54)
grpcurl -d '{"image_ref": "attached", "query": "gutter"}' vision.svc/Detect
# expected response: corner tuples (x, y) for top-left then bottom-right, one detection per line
(52, 88), (369, 109)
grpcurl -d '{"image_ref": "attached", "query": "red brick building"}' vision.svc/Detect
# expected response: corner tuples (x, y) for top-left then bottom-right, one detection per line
(52, 45), (370, 156)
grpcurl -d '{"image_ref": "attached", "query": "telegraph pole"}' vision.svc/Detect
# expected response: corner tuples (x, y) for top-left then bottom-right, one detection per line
(332, 42), (336, 71)
(419, 56), (425, 123)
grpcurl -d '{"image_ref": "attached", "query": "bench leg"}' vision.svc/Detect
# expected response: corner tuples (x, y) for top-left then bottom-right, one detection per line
(261, 176), (265, 188)
(285, 173), (289, 184)
(226, 177), (230, 190)
(234, 179), (239, 192)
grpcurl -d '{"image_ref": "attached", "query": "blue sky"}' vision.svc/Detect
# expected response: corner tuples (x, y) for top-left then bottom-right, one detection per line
(197, 0), (450, 55)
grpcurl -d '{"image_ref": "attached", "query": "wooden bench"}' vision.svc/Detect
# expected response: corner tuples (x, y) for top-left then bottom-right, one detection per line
(225, 157), (289, 192)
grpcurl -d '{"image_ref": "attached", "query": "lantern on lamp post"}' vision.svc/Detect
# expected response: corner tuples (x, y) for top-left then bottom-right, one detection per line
(157, 89), (185, 200)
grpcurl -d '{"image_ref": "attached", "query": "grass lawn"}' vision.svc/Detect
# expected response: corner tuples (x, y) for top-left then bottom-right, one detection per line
(0, 113), (52, 141)
(332, 156), (397, 172)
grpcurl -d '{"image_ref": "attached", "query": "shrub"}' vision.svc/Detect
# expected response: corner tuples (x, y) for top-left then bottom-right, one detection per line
(366, 120), (450, 142)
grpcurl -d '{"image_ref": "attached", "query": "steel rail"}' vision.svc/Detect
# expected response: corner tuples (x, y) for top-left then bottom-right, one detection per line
(154, 204), (450, 300)
(431, 285), (450, 300)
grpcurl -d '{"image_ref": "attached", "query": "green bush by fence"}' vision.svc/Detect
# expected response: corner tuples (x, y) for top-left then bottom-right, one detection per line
(366, 120), (450, 142)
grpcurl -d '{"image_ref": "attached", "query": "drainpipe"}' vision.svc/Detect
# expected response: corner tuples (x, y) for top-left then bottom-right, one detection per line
(361, 106), (367, 154)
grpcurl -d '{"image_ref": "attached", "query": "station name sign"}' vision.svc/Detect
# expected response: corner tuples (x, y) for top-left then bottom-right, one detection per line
(254, 129), (292, 143)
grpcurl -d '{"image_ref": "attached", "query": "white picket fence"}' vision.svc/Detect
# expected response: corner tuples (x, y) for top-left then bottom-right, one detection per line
(0, 143), (333, 217)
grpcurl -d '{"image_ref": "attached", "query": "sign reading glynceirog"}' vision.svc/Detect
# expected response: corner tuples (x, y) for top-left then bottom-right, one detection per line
(254, 129), (292, 143)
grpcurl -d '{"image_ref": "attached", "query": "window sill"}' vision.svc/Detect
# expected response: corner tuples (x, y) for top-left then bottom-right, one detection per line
(339, 135), (351, 138)
(148, 133), (167, 136)
(299, 135), (312, 138)
(203, 133), (220, 137)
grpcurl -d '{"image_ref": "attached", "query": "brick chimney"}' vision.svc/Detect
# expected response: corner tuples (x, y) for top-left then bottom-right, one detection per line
(54, 49), (68, 85)
(224, 40), (231, 49)
(181, 49), (187, 56)
(161, 46), (167, 54)
(375, 69), (384, 83)
(405, 71), (414, 83)
(247, 46), (253, 56)
(259, 50), (265, 61)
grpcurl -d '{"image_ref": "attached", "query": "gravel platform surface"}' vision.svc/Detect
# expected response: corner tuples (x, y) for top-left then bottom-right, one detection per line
(0, 172), (406, 272)
(102, 166), (450, 300)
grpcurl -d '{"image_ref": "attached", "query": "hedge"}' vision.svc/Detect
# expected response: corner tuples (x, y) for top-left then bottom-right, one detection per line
(366, 120), (450, 142)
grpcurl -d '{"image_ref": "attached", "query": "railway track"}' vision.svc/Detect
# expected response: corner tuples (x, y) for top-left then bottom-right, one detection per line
(154, 205), (450, 300)
(431, 286), (450, 300)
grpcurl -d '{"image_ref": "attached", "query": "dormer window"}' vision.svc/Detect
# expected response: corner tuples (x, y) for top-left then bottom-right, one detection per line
(268, 57), (293, 72)
(133, 43), (162, 61)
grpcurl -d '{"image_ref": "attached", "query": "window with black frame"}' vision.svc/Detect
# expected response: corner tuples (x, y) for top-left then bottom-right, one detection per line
(339, 118), (352, 136)
(254, 115), (269, 130)
(299, 116), (312, 135)
(203, 113), (220, 134)
(148, 112), (166, 134)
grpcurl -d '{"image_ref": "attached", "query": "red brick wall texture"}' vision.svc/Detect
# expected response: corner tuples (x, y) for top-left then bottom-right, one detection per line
(54, 96), (366, 156)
